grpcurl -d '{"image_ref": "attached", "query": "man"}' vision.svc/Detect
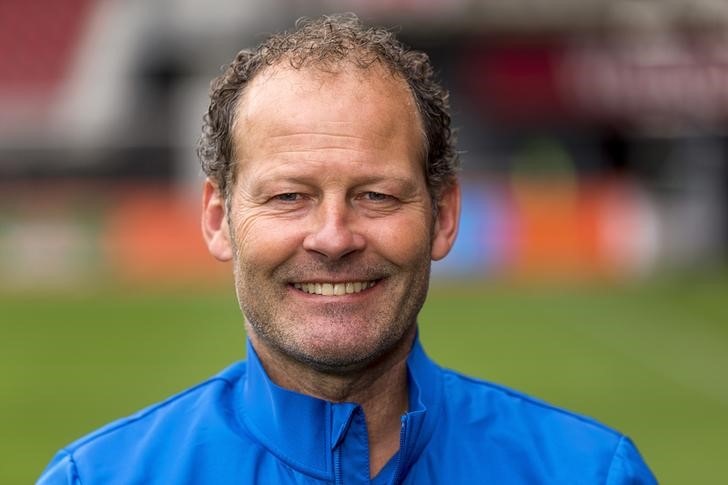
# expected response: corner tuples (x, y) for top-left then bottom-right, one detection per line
(39, 14), (657, 484)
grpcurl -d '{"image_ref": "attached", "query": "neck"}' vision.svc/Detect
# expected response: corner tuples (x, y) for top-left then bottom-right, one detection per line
(247, 325), (416, 477)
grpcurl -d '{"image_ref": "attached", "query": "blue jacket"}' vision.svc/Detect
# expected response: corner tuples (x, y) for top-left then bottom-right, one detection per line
(38, 337), (657, 484)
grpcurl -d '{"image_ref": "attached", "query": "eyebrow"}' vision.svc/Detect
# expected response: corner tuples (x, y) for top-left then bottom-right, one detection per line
(358, 176), (420, 194)
(249, 173), (421, 194)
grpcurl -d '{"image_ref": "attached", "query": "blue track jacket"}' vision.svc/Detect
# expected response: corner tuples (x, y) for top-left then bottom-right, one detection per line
(38, 337), (657, 484)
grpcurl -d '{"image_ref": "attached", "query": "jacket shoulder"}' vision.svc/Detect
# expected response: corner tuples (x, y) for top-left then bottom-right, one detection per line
(441, 368), (622, 438)
(68, 361), (246, 453)
(38, 361), (250, 483)
(428, 368), (657, 483)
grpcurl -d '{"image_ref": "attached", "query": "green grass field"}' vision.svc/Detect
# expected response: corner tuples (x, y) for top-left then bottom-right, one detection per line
(2, 271), (727, 483)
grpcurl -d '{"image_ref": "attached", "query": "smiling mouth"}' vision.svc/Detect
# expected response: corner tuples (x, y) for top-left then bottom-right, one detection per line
(292, 280), (378, 296)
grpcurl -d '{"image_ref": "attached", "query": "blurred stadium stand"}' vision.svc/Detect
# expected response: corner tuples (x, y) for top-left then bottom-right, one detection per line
(1, 0), (727, 287)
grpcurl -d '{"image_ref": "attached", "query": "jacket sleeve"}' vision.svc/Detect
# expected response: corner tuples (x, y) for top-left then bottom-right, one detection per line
(605, 436), (658, 485)
(36, 450), (81, 485)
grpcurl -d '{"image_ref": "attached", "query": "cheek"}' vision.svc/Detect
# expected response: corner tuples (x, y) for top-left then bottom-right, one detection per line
(232, 213), (304, 266)
(365, 216), (431, 265)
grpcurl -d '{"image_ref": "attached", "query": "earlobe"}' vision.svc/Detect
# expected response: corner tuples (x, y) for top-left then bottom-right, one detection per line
(201, 179), (233, 262)
(431, 182), (461, 261)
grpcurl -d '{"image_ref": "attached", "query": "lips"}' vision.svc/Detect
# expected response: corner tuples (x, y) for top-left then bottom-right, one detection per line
(292, 281), (377, 296)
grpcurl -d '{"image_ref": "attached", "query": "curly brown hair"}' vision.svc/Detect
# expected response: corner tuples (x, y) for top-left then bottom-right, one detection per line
(197, 13), (458, 205)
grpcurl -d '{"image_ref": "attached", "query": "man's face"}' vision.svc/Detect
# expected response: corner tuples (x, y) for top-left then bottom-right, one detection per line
(204, 64), (458, 372)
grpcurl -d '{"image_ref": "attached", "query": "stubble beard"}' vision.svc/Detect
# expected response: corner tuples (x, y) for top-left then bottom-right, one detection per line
(232, 251), (432, 375)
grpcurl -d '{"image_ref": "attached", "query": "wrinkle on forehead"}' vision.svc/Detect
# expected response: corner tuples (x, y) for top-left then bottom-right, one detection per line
(231, 62), (426, 166)
(259, 132), (385, 157)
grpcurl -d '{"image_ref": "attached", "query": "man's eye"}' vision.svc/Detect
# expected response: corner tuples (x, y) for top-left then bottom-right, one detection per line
(273, 193), (303, 202)
(364, 192), (392, 202)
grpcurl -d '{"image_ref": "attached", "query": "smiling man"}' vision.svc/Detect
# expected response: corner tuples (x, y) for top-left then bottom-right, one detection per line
(38, 14), (656, 485)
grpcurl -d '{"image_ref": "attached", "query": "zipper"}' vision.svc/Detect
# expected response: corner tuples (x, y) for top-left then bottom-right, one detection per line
(389, 415), (409, 485)
(335, 445), (342, 485)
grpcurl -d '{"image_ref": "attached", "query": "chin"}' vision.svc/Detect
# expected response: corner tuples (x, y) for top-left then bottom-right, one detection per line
(292, 335), (384, 372)
(245, 307), (417, 374)
(288, 323), (414, 375)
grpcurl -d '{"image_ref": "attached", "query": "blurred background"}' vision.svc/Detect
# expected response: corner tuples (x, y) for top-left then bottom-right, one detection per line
(2, 0), (727, 482)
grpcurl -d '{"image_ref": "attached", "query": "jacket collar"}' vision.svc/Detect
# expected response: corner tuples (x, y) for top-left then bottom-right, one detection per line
(234, 331), (443, 482)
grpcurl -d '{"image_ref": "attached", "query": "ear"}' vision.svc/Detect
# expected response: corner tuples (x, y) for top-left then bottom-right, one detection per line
(201, 178), (233, 262)
(431, 182), (461, 261)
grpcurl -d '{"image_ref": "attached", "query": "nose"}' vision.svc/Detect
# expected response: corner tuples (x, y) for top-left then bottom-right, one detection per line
(302, 196), (366, 260)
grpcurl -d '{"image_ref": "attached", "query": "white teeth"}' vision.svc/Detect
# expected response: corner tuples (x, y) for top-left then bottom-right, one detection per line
(294, 280), (376, 296)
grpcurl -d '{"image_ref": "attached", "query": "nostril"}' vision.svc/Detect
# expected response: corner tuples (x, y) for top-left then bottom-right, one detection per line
(302, 227), (365, 260)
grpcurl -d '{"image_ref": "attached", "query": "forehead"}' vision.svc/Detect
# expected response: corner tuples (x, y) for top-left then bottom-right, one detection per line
(232, 62), (423, 157)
